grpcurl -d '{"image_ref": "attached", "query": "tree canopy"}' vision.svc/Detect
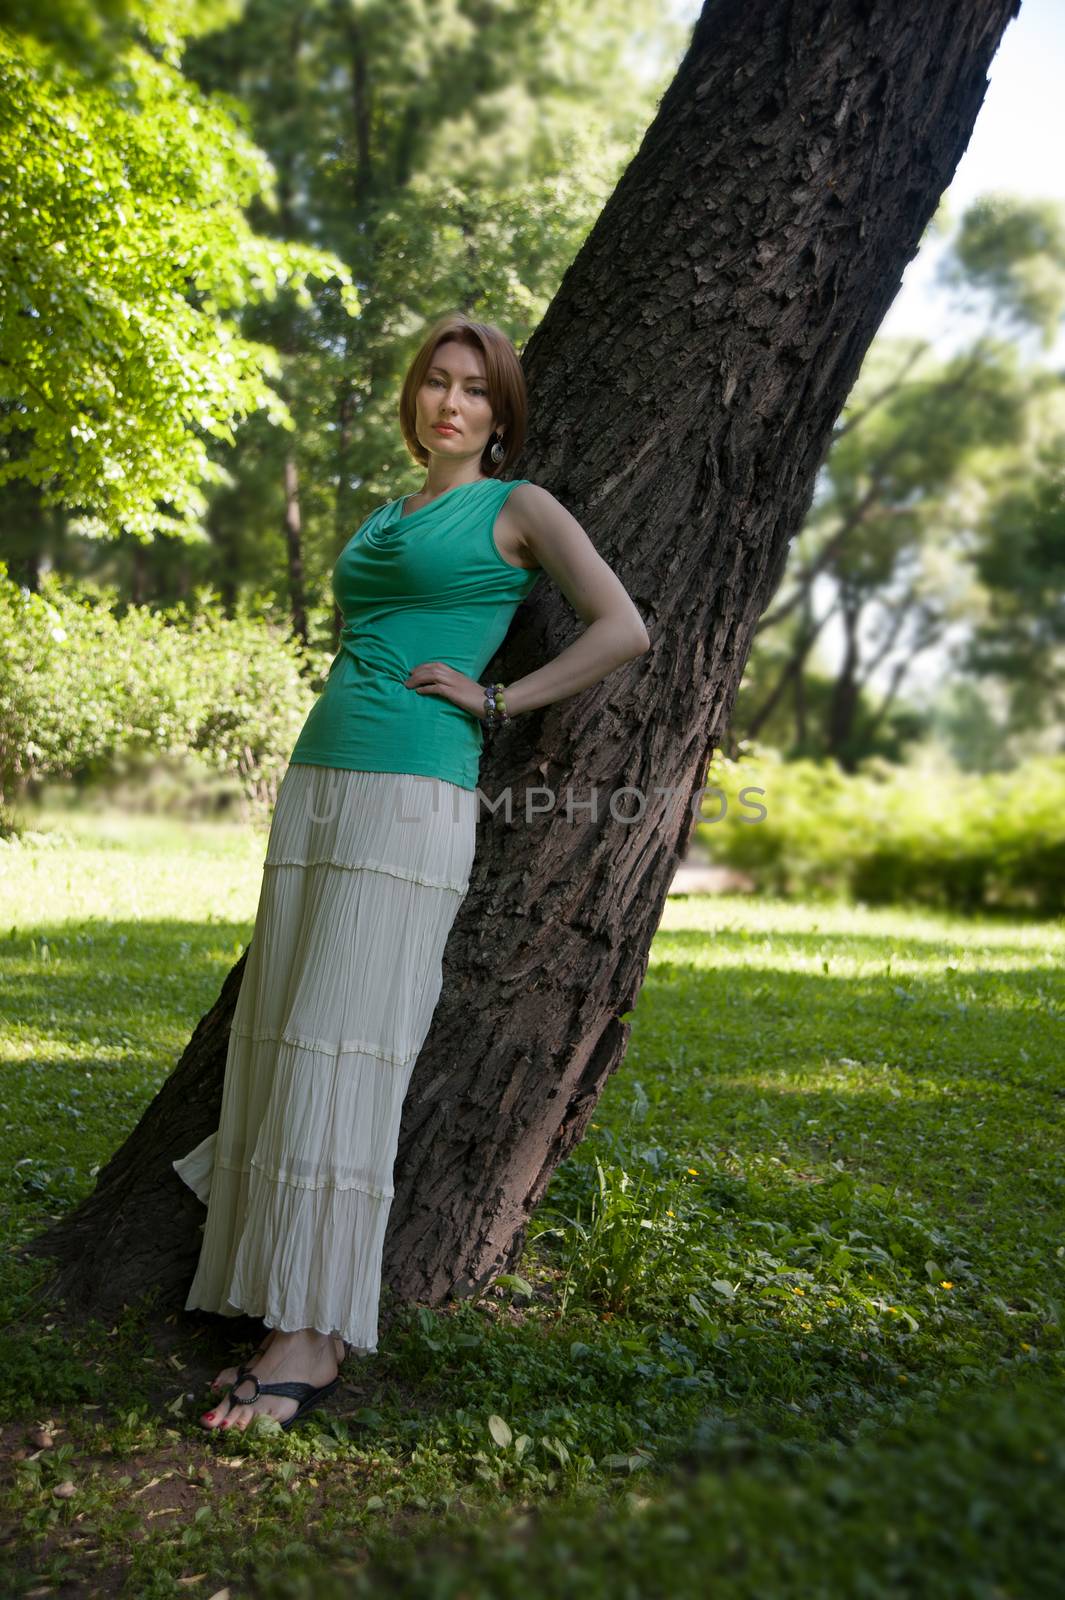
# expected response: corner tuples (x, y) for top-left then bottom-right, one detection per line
(0, 0), (358, 540)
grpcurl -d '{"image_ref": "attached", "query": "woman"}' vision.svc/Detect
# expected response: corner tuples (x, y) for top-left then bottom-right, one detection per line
(176, 311), (650, 1433)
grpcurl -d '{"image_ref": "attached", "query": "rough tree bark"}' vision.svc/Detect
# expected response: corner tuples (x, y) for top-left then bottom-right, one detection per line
(26, 0), (1021, 1327)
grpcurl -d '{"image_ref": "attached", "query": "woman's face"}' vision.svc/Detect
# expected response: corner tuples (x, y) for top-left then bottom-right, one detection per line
(416, 340), (500, 468)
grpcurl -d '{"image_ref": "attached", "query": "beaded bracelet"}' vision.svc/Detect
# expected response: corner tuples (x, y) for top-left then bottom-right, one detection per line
(482, 681), (510, 730)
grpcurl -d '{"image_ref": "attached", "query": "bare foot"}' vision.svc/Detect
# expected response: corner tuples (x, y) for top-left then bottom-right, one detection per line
(208, 1329), (347, 1396)
(201, 1328), (339, 1432)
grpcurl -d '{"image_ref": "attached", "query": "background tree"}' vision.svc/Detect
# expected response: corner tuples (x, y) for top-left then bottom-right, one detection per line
(3, 0), (684, 637)
(964, 433), (1065, 738)
(732, 193), (1065, 767)
(0, 0), (359, 578)
(175, 0), (682, 644)
(26, 0), (1025, 1325)
(738, 333), (1031, 767)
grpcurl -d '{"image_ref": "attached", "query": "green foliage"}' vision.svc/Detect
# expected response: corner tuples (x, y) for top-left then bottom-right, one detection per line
(0, 0), (686, 655)
(0, 559), (318, 808)
(533, 1150), (689, 1318)
(965, 439), (1065, 730)
(170, 0), (682, 628)
(947, 192), (1065, 348)
(0, 0), (243, 72)
(1, 838), (1062, 1592)
(694, 744), (1065, 914)
(259, 1373), (1065, 1597)
(175, 601), (322, 803)
(0, 14), (359, 539)
(738, 192), (1065, 765)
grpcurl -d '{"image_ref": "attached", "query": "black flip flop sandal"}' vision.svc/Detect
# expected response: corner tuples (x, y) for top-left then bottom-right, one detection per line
(226, 1365), (342, 1432)
(209, 1338), (270, 1394)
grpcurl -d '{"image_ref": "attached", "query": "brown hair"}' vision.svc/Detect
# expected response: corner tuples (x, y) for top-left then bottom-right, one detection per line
(398, 313), (527, 476)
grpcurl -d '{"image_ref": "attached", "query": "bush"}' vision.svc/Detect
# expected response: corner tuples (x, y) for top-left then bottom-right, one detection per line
(171, 600), (322, 807)
(0, 562), (324, 816)
(696, 743), (1065, 915)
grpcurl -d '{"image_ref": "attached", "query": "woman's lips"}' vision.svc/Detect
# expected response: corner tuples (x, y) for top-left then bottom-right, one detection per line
(433, 424), (458, 434)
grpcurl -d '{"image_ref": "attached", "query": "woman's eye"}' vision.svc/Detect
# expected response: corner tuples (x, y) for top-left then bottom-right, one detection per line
(427, 377), (486, 396)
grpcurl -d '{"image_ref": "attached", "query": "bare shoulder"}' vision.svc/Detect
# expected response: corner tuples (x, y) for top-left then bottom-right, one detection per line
(506, 482), (560, 521)
(502, 480), (591, 550)
(494, 482), (563, 570)
(500, 483), (649, 645)
(503, 483), (586, 552)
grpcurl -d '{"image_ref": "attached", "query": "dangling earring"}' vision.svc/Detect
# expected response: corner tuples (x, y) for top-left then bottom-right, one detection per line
(489, 431), (505, 466)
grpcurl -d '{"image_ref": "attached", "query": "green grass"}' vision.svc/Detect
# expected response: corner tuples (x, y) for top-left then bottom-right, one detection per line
(0, 805), (1062, 1598)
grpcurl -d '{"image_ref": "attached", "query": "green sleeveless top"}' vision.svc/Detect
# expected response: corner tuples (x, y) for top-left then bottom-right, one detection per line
(288, 476), (541, 791)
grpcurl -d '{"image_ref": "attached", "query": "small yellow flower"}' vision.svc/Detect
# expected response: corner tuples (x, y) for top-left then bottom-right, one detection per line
(1021, 1342), (1032, 1351)
(590, 1123), (599, 1129)
(687, 1168), (699, 1176)
(886, 1306), (898, 1314)
(666, 1209), (675, 1217)
(897, 1373), (908, 1382)
(792, 1287), (805, 1296)
(801, 1321), (812, 1331)
(939, 1280), (953, 1289)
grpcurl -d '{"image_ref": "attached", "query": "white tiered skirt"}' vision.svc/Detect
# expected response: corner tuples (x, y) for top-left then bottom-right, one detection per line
(172, 763), (478, 1353)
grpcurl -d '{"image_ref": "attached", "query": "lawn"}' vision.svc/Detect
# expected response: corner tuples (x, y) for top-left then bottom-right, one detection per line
(1, 806), (1062, 1598)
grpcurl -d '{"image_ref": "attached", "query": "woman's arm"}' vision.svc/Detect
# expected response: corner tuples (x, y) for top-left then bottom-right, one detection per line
(497, 484), (650, 719)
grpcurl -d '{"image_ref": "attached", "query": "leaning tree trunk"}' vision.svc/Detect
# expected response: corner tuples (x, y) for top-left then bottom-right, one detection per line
(26, 0), (1021, 1324)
